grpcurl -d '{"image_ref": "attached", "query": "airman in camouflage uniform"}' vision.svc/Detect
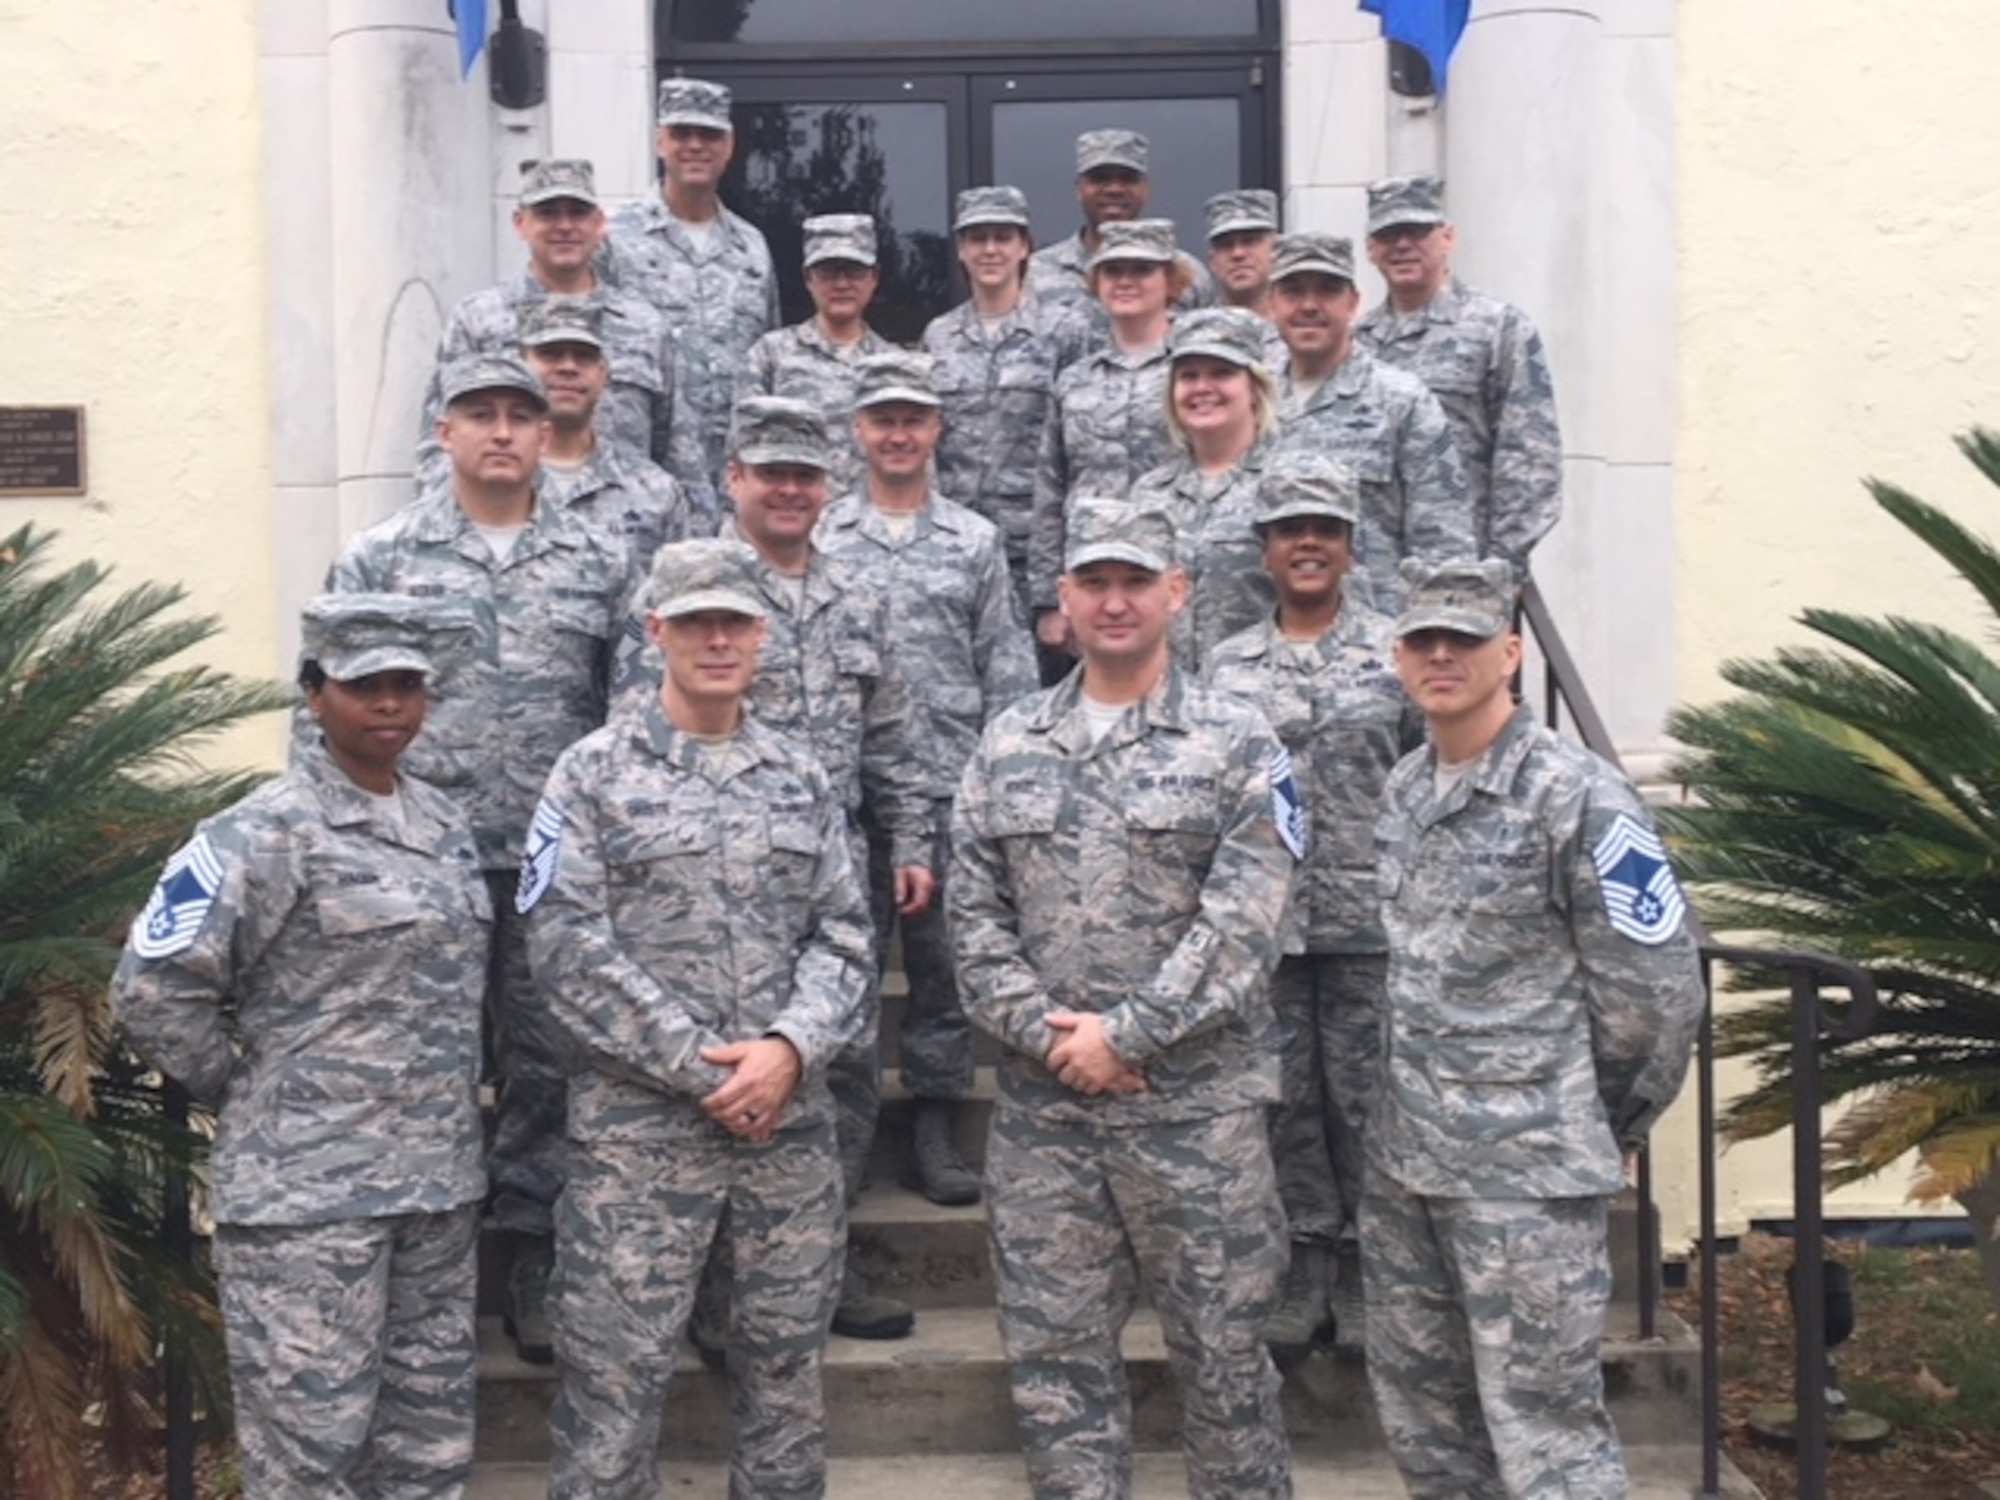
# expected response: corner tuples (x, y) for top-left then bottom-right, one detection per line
(522, 538), (874, 1500)
(605, 78), (780, 493)
(922, 186), (1081, 612)
(1131, 307), (1284, 669)
(616, 396), (935, 1340)
(1203, 189), (1290, 371)
(952, 501), (1298, 1499)
(329, 353), (637, 1365)
(739, 214), (896, 497)
(114, 594), (490, 1499)
(818, 352), (1039, 1206)
(417, 158), (712, 516)
(1356, 176), (1563, 574)
(521, 298), (693, 567)
(1028, 219), (1183, 641)
(1027, 129), (1214, 319)
(1268, 232), (1473, 616)
(1368, 559), (1705, 1499)
(1204, 452), (1423, 1367)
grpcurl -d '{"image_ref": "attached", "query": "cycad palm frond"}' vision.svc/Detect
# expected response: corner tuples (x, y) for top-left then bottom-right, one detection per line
(0, 524), (286, 1493)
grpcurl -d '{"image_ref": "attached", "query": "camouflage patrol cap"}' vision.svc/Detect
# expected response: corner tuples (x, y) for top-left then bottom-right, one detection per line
(1205, 188), (1279, 241)
(954, 185), (1031, 232)
(299, 593), (454, 680)
(1168, 307), (1269, 370)
(730, 395), (833, 470)
(517, 296), (604, 351)
(853, 350), (941, 409)
(647, 538), (768, 621)
(1270, 232), (1356, 285)
(518, 158), (598, 209)
(1065, 499), (1175, 574)
(802, 213), (878, 269)
(1076, 129), (1149, 176)
(656, 76), (732, 131)
(1394, 558), (1517, 640)
(1089, 218), (1176, 271)
(1367, 174), (1448, 236)
(439, 352), (548, 410)
(1253, 449), (1359, 529)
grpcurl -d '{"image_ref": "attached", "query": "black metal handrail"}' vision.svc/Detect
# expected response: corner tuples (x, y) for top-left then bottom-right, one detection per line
(1518, 574), (1883, 1500)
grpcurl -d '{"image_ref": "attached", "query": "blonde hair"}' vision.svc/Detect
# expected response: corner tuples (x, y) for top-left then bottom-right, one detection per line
(1164, 356), (1279, 454)
(1088, 255), (1193, 307)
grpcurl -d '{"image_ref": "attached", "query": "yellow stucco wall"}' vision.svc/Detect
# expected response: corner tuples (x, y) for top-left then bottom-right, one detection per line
(1679, 0), (2000, 704)
(1676, 0), (2000, 1230)
(1, 1), (279, 762)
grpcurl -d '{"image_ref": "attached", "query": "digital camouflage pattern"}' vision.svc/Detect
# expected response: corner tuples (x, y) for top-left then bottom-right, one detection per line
(541, 440), (696, 569)
(1363, 1171), (1621, 1500)
(414, 275), (714, 513)
(922, 295), (1086, 601)
(984, 1106), (1290, 1498)
(952, 663), (1296, 1498)
(1276, 346), (1472, 615)
(1355, 279), (1563, 571)
(1133, 438), (1277, 670)
(950, 663), (1294, 1126)
(523, 699), (870, 1499)
(1207, 600), (1419, 1245)
(1028, 342), (1178, 611)
(1371, 702), (1705, 1198)
(113, 743), (490, 1224)
(215, 1209), (479, 1499)
(1027, 230), (1214, 322)
(604, 197), (781, 485)
(737, 320), (899, 497)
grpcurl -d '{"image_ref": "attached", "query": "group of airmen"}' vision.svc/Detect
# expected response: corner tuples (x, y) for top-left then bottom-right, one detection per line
(112, 69), (1707, 1500)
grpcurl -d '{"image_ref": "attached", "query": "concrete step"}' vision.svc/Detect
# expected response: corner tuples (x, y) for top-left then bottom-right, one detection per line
(468, 1441), (1761, 1497)
(867, 1065), (999, 1183)
(473, 1299), (1703, 1464)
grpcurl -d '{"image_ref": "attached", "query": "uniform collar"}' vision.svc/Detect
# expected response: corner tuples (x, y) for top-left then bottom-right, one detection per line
(1030, 659), (1194, 756)
(300, 742), (449, 852)
(1408, 700), (1540, 828)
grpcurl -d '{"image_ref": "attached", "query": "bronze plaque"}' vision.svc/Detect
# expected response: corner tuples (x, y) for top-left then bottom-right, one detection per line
(0, 407), (87, 496)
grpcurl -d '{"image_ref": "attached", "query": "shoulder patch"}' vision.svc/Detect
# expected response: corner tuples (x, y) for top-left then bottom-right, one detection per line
(130, 834), (226, 960)
(1591, 811), (1686, 945)
(516, 798), (566, 914)
(1269, 746), (1309, 862)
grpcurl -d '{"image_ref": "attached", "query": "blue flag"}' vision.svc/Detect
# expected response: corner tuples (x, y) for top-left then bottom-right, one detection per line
(1359, 0), (1472, 95)
(455, 0), (487, 80)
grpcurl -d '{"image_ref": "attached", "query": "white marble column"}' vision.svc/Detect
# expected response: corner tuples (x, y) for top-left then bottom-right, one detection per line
(1279, 0), (1387, 261)
(327, 0), (493, 538)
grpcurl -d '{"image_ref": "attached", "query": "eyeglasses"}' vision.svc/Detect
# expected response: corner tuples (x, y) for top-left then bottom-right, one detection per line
(1372, 222), (1439, 244)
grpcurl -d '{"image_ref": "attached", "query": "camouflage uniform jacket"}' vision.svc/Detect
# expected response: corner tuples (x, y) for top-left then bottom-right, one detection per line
(1371, 703), (1705, 1198)
(920, 296), (1076, 556)
(1132, 436), (1278, 669)
(604, 198), (781, 485)
(1028, 340), (1178, 612)
(950, 664), (1295, 1126)
(611, 537), (935, 870)
(816, 489), (1039, 795)
(112, 745), (490, 1225)
(1027, 231), (1215, 318)
(326, 484), (637, 869)
(523, 700), (873, 1144)
(1278, 346), (1472, 615)
(738, 320), (898, 497)
(414, 272), (713, 512)
(1355, 277), (1562, 570)
(542, 441), (695, 570)
(1206, 603), (1421, 955)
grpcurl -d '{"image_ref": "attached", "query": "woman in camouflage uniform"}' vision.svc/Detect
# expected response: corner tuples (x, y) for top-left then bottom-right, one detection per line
(113, 595), (491, 1499)
(1132, 305), (1283, 669)
(1027, 218), (1186, 667)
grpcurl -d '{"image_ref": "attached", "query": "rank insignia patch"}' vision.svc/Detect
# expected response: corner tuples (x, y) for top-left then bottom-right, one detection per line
(1591, 812), (1686, 945)
(1270, 747), (1308, 861)
(516, 798), (565, 914)
(131, 834), (225, 960)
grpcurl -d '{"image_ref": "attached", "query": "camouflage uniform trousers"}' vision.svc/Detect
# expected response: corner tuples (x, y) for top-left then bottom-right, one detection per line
(484, 869), (573, 1237)
(1267, 952), (1385, 1247)
(213, 1205), (479, 1499)
(986, 1104), (1293, 1500)
(549, 1126), (845, 1500)
(826, 820), (886, 1201)
(1360, 1168), (1625, 1500)
(865, 799), (975, 1103)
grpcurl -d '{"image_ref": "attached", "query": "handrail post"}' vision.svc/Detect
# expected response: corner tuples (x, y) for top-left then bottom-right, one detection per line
(164, 1079), (195, 1500)
(1788, 966), (1829, 1499)
(1697, 976), (1721, 1500)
